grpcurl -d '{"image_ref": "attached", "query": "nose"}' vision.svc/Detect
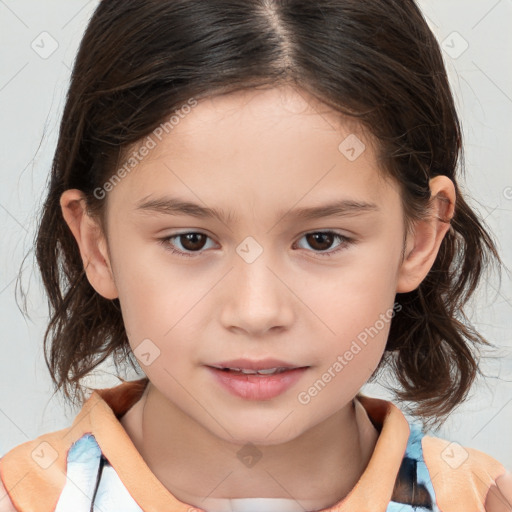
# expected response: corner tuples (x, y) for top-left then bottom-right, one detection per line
(219, 248), (295, 337)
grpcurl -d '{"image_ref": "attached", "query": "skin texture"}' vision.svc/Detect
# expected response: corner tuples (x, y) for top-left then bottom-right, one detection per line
(59, 85), (457, 509)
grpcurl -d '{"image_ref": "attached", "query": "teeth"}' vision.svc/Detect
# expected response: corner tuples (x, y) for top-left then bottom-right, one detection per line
(220, 367), (290, 375)
(240, 368), (259, 374)
(256, 368), (281, 374)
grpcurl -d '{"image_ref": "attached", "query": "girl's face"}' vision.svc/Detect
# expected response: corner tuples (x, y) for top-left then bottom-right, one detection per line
(93, 85), (416, 444)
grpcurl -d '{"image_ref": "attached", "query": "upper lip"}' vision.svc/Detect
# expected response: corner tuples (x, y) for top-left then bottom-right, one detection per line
(208, 358), (308, 370)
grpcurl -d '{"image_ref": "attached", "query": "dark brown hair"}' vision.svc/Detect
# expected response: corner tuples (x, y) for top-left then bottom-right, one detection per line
(25, 0), (504, 429)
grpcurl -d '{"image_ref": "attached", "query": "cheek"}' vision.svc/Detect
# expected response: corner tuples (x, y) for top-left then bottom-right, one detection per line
(298, 249), (399, 388)
(301, 295), (395, 410)
(304, 252), (399, 332)
(112, 249), (187, 346)
(113, 253), (214, 376)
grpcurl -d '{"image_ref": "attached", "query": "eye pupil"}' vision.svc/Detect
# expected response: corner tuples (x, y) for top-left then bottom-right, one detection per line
(181, 233), (207, 251)
(307, 232), (333, 251)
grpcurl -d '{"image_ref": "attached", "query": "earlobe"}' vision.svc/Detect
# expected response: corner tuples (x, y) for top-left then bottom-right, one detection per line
(60, 189), (119, 300)
(396, 175), (455, 293)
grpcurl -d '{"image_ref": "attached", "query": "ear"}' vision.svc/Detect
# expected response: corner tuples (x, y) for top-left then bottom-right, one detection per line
(396, 175), (455, 293)
(60, 189), (119, 299)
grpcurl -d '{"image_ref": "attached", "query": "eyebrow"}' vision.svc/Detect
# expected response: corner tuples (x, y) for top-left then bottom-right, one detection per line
(134, 195), (380, 223)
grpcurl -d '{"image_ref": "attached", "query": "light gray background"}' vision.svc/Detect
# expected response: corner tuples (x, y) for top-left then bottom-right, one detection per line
(1, 0), (511, 469)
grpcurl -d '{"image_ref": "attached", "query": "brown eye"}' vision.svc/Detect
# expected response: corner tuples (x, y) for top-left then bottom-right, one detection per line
(159, 230), (354, 259)
(178, 233), (208, 251)
(305, 232), (335, 251)
(294, 231), (354, 257)
(158, 232), (215, 257)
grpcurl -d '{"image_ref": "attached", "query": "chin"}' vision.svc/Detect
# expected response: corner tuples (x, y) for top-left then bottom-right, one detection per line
(211, 419), (307, 447)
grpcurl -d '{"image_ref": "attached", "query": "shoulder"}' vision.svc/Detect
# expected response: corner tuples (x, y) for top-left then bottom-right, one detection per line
(420, 434), (512, 512)
(0, 473), (16, 512)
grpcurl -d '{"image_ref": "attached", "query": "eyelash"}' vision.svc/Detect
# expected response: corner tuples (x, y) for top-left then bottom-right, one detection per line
(157, 230), (355, 259)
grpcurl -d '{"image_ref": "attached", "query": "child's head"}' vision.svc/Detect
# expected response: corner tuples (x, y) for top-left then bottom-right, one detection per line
(34, 0), (501, 433)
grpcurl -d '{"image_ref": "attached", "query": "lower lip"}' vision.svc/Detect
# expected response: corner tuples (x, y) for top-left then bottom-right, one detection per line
(207, 367), (309, 400)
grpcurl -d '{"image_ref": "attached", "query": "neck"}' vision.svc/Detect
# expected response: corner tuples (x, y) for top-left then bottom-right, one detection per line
(120, 382), (379, 511)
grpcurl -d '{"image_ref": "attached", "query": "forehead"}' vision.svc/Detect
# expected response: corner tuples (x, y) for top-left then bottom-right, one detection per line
(108, 85), (399, 219)
(155, 85), (370, 153)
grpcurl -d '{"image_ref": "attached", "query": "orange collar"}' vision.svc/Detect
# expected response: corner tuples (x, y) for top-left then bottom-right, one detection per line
(0, 378), (410, 512)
